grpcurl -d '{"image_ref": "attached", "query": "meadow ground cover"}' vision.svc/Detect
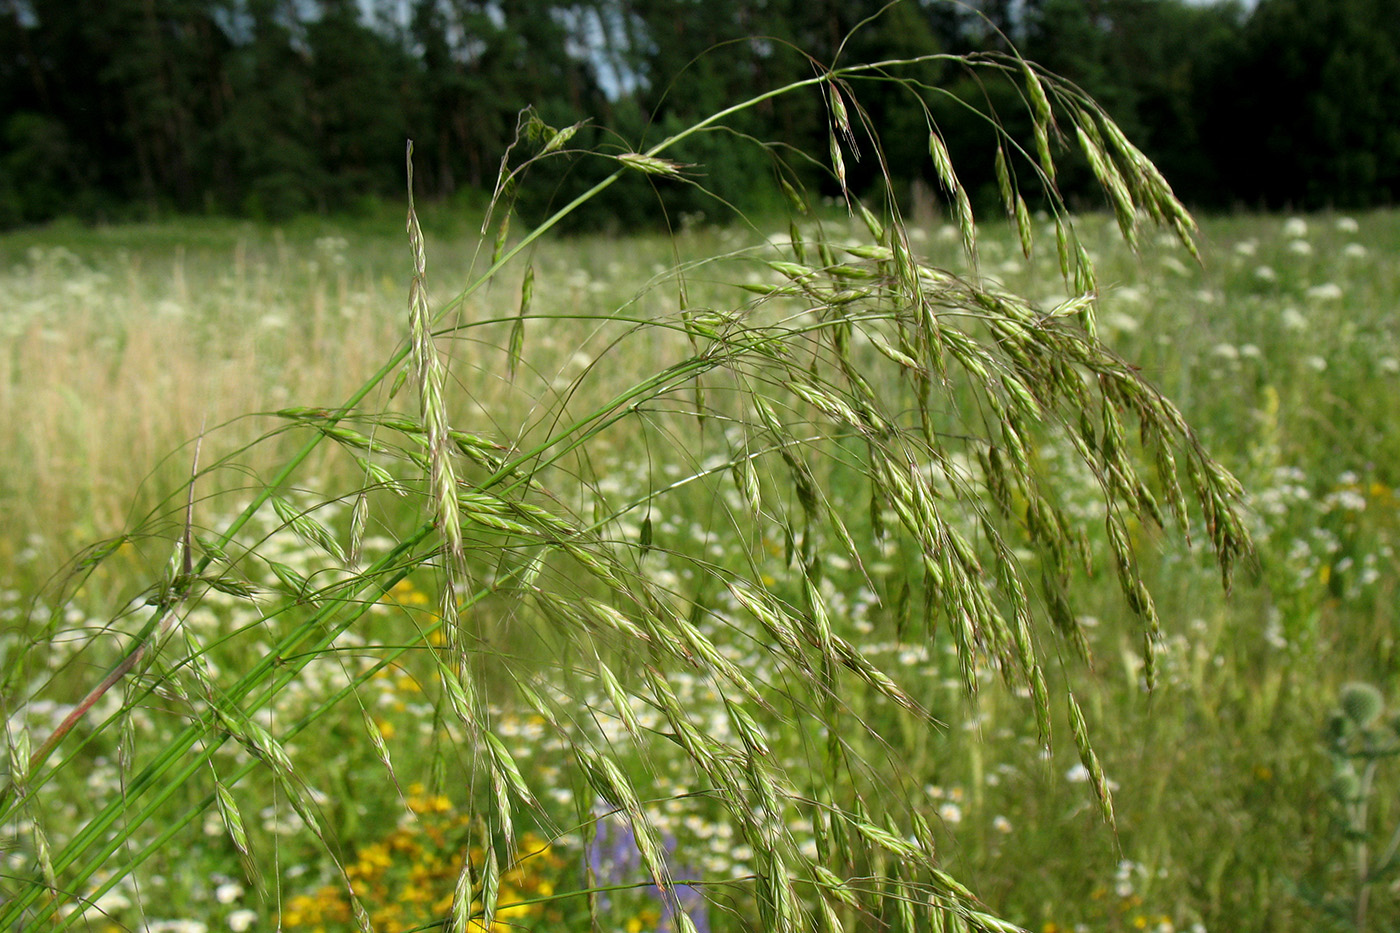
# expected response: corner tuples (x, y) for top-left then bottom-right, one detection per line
(2, 201), (1398, 933)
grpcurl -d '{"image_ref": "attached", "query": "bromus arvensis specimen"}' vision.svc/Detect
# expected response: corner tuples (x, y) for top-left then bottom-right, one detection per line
(1, 16), (1249, 933)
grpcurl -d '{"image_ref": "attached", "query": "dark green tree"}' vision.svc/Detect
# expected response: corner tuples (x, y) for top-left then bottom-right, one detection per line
(212, 0), (322, 218)
(1024, 0), (1246, 208)
(304, 0), (411, 207)
(1215, 0), (1400, 208)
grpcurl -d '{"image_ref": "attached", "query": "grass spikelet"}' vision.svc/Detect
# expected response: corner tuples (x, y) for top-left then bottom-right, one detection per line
(780, 175), (809, 215)
(1021, 61), (1056, 180)
(894, 875), (919, 932)
(6, 725), (30, 790)
(1054, 216), (1072, 283)
(757, 850), (803, 933)
(562, 542), (622, 588)
(407, 141), (465, 647)
(828, 80), (856, 150)
(541, 119), (585, 154)
(271, 496), (347, 565)
(213, 777), (255, 878)
(645, 668), (720, 769)
(1013, 193), (1033, 259)
(484, 730), (536, 810)
(448, 847), (475, 933)
(723, 694), (770, 758)
(994, 145), (1015, 222)
(1074, 121), (1137, 250)
(851, 817), (924, 864)
(726, 582), (811, 673)
(672, 612), (766, 707)
(617, 152), (685, 176)
(489, 754), (514, 848)
(672, 908), (701, 933)
(480, 843), (501, 931)
(436, 658), (482, 735)
(1068, 692), (1116, 829)
(264, 558), (311, 600)
(928, 128), (977, 267)
(490, 210), (510, 267)
(596, 660), (642, 741)
(349, 490), (368, 568)
(830, 132), (849, 199)
(857, 201), (884, 242)
(360, 708), (401, 792)
(582, 751), (670, 894)
(509, 263), (533, 379)
(733, 450), (763, 514)
(32, 819), (56, 892)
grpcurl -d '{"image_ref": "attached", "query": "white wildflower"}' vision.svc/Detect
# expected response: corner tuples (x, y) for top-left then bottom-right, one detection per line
(214, 882), (244, 904)
(1324, 489), (1367, 513)
(1254, 265), (1276, 282)
(227, 911), (257, 933)
(1282, 217), (1308, 238)
(1343, 242), (1368, 259)
(1336, 216), (1360, 233)
(1288, 239), (1312, 256)
(1306, 282), (1343, 301)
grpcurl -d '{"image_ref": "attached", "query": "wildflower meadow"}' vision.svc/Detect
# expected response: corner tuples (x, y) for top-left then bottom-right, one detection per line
(3, 56), (1400, 933)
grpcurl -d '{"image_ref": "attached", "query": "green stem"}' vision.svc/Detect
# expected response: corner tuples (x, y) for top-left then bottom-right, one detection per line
(1355, 758), (1378, 932)
(1, 529), (431, 927)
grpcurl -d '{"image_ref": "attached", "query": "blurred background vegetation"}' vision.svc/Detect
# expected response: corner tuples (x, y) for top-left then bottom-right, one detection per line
(3, 0), (1398, 230)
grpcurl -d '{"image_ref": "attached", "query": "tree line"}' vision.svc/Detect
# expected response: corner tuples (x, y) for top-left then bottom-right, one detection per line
(2, 0), (1398, 229)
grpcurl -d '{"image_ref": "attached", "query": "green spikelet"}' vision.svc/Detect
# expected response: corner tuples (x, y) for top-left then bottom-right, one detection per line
(1068, 692), (1115, 829)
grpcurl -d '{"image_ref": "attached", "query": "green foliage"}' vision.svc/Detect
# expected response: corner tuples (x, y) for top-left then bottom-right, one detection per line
(1217, 0), (1400, 208)
(2, 0), (1398, 228)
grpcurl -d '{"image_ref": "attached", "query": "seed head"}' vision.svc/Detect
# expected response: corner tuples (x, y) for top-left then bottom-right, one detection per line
(1339, 682), (1384, 728)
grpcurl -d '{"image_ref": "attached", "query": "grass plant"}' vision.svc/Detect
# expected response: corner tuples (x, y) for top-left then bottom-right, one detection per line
(3, 25), (1399, 933)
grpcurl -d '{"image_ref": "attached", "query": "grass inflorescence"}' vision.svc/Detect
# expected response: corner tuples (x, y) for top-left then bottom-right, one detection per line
(4, 30), (1399, 933)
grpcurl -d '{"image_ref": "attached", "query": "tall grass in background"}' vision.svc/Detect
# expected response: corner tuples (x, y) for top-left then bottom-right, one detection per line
(0, 29), (1258, 933)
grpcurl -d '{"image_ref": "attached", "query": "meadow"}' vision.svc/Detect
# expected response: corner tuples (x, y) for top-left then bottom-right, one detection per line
(2, 200), (1399, 933)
